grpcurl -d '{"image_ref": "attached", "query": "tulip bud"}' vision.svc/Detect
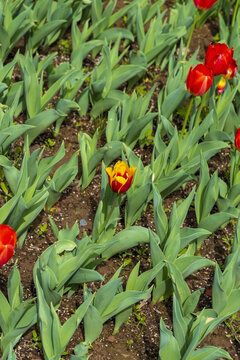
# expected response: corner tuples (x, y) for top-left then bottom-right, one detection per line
(235, 128), (240, 151)
(0, 225), (17, 266)
(106, 161), (136, 194)
(186, 64), (213, 96)
(217, 78), (226, 94)
(193, 0), (218, 9)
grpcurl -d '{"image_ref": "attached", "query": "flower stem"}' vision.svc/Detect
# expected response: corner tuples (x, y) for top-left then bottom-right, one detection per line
(99, 194), (121, 234)
(181, 96), (194, 138)
(183, 12), (198, 61)
(232, 150), (240, 187)
(195, 91), (207, 125)
(231, 0), (240, 28)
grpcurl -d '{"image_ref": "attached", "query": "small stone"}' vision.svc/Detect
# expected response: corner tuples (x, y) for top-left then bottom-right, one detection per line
(79, 219), (87, 226)
(107, 335), (115, 342)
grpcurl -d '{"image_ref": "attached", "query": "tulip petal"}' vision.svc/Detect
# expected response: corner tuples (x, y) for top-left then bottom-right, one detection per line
(235, 128), (240, 151)
(0, 244), (14, 266)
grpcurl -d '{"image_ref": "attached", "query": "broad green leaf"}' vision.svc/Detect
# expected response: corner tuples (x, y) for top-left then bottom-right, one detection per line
(159, 319), (181, 360)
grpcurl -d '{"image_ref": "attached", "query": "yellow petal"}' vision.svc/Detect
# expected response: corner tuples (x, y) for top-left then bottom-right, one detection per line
(114, 161), (128, 176)
(105, 167), (113, 178)
(115, 176), (127, 185)
(129, 166), (137, 178)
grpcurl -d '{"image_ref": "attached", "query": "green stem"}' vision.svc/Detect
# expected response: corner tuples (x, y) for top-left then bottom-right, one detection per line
(183, 11), (198, 61)
(195, 91), (207, 125)
(231, 0), (240, 28)
(181, 96), (194, 138)
(99, 194), (121, 234)
(216, 92), (222, 113)
(232, 150), (240, 187)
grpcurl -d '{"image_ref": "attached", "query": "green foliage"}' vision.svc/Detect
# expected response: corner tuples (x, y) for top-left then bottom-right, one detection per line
(0, 0), (239, 358)
(36, 275), (94, 360)
(83, 267), (153, 343)
(35, 223), (48, 238)
(0, 265), (37, 360)
(30, 329), (42, 349)
(0, 142), (78, 245)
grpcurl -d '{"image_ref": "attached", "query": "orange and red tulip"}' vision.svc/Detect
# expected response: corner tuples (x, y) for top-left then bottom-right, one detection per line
(106, 161), (136, 194)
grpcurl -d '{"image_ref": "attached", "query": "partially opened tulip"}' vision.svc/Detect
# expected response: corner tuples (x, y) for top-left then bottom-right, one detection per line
(182, 64), (213, 136)
(106, 161), (136, 194)
(186, 64), (213, 96)
(193, 0), (218, 10)
(205, 43), (234, 76)
(0, 225), (17, 266)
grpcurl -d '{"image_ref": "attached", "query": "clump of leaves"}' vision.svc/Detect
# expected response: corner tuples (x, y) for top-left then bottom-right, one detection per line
(35, 223), (48, 238)
(29, 329), (42, 349)
(57, 39), (72, 55)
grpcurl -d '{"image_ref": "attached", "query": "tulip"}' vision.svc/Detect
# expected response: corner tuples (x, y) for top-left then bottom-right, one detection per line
(217, 78), (226, 94)
(205, 43), (235, 76)
(235, 128), (240, 151)
(186, 64), (213, 96)
(106, 161), (136, 194)
(0, 225), (17, 266)
(193, 0), (218, 9)
(223, 58), (238, 79)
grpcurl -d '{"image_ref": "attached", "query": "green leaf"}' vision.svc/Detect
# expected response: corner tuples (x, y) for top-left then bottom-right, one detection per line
(61, 294), (94, 349)
(84, 305), (103, 343)
(94, 278), (122, 315)
(7, 265), (23, 310)
(175, 256), (215, 279)
(28, 20), (66, 53)
(189, 346), (232, 360)
(212, 264), (227, 315)
(25, 110), (59, 144)
(172, 294), (189, 353)
(153, 184), (168, 244)
(102, 226), (149, 259)
(125, 182), (151, 227)
(159, 319), (181, 360)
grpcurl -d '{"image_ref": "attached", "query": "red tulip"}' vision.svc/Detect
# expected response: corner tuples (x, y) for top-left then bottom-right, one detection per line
(205, 43), (234, 76)
(235, 128), (240, 151)
(223, 58), (238, 79)
(0, 225), (17, 266)
(186, 64), (213, 96)
(106, 161), (136, 194)
(193, 0), (218, 9)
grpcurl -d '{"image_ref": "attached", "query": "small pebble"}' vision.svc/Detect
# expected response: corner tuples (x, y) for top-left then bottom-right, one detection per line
(79, 219), (87, 226)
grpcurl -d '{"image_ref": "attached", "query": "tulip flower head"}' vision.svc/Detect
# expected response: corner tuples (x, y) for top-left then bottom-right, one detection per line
(235, 128), (240, 151)
(217, 78), (226, 94)
(186, 64), (213, 96)
(106, 161), (136, 194)
(193, 0), (218, 9)
(0, 225), (17, 266)
(205, 43), (238, 78)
